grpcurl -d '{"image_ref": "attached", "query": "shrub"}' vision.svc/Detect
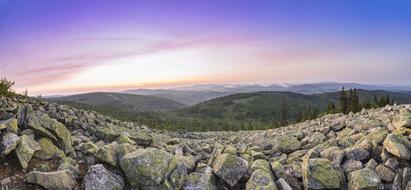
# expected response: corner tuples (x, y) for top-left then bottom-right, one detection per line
(0, 78), (15, 97)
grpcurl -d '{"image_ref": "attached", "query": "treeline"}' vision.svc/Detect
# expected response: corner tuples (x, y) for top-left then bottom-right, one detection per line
(327, 87), (394, 115)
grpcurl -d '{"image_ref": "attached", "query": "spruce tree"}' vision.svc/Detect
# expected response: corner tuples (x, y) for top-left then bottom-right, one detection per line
(352, 88), (360, 112)
(339, 87), (348, 114)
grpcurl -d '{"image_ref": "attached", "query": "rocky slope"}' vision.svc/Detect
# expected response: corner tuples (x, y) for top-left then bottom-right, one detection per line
(0, 96), (411, 190)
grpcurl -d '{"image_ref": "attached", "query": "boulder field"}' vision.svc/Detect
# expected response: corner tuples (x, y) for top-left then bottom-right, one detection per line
(1, 96), (411, 190)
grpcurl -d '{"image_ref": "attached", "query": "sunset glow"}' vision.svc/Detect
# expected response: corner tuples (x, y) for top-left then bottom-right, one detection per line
(1, 0), (410, 95)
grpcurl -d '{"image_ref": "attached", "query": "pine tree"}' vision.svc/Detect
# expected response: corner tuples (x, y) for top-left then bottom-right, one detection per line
(339, 87), (348, 114)
(373, 95), (378, 108)
(280, 100), (288, 126)
(327, 102), (336, 114)
(385, 94), (390, 105)
(352, 88), (360, 112)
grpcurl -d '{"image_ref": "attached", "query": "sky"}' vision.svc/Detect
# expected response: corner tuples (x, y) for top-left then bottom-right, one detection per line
(1, 0), (410, 95)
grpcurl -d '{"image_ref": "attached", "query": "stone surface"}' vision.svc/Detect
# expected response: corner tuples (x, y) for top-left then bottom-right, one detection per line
(348, 168), (381, 190)
(33, 137), (66, 160)
(183, 172), (217, 190)
(302, 158), (341, 190)
(26, 170), (76, 190)
(82, 164), (124, 190)
(119, 148), (177, 188)
(393, 109), (411, 128)
(1, 132), (20, 155)
(246, 169), (278, 190)
(16, 134), (41, 169)
(212, 153), (249, 187)
(383, 134), (411, 160)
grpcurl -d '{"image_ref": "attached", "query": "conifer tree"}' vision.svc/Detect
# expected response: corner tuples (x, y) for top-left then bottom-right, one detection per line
(352, 88), (360, 112)
(339, 87), (348, 114)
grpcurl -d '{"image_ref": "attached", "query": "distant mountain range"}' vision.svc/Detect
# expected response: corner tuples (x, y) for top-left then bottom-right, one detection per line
(48, 92), (186, 112)
(124, 82), (411, 105)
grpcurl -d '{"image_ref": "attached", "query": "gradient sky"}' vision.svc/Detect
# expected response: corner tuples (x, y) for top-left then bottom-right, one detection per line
(1, 0), (411, 95)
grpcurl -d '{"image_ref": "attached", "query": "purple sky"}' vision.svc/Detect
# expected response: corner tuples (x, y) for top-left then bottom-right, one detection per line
(1, 0), (411, 95)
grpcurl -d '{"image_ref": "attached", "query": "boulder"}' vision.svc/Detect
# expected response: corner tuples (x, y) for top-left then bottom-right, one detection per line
(119, 148), (177, 188)
(58, 163), (80, 178)
(348, 168), (381, 190)
(212, 153), (249, 187)
(302, 158), (341, 190)
(167, 138), (181, 145)
(130, 133), (153, 147)
(383, 134), (411, 160)
(23, 107), (74, 155)
(169, 163), (188, 190)
(393, 109), (411, 128)
(344, 147), (369, 161)
(26, 170), (76, 190)
(375, 165), (395, 182)
(250, 159), (271, 173)
(1, 132), (20, 155)
(183, 172), (217, 190)
(16, 135), (41, 169)
(33, 137), (66, 160)
(82, 142), (99, 155)
(277, 136), (301, 154)
(246, 169), (278, 190)
(83, 164), (124, 190)
(96, 142), (119, 167)
(277, 178), (293, 190)
(320, 146), (344, 166)
(0, 118), (18, 134)
(115, 135), (136, 145)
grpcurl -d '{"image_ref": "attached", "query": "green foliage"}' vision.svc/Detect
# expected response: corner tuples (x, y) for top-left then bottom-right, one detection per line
(49, 92), (186, 112)
(0, 78), (15, 97)
(339, 87), (348, 114)
(53, 89), (411, 132)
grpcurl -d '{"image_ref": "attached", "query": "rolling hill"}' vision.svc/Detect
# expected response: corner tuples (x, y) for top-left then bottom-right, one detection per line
(49, 90), (411, 131)
(124, 82), (411, 105)
(47, 92), (186, 112)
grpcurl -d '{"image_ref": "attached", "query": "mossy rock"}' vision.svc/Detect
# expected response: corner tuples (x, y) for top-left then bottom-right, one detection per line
(130, 133), (153, 147)
(24, 108), (74, 155)
(26, 170), (76, 190)
(183, 172), (217, 190)
(116, 135), (136, 145)
(34, 137), (66, 160)
(246, 169), (278, 190)
(302, 158), (341, 190)
(276, 136), (301, 154)
(212, 153), (249, 187)
(383, 134), (411, 160)
(250, 159), (271, 173)
(96, 142), (119, 167)
(348, 168), (381, 190)
(16, 135), (41, 170)
(0, 118), (18, 134)
(119, 148), (177, 188)
(82, 142), (99, 155)
(95, 127), (120, 142)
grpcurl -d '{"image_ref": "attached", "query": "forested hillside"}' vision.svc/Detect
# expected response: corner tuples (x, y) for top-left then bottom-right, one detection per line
(50, 89), (411, 131)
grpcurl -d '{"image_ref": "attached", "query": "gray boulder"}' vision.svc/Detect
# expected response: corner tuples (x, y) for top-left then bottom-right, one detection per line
(348, 168), (381, 190)
(302, 158), (341, 189)
(26, 170), (77, 190)
(83, 164), (124, 190)
(212, 153), (249, 187)
(183, 172), (217, 190)
(119, 148), (177, 188)
(1, 132), (20, 155)
(16, 135), (41, 169)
